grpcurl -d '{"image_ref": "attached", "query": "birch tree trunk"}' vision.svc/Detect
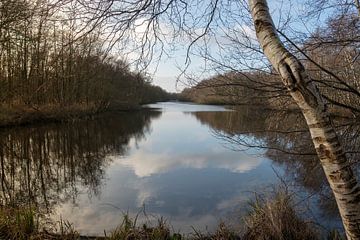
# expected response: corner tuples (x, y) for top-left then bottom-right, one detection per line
(248, 0), (360, 239)
(355, 0), (360, 17)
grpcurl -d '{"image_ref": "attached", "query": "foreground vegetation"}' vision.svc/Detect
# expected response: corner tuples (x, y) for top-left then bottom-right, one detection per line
(1, 0), (359, 238)
(0, 190), (345, 240)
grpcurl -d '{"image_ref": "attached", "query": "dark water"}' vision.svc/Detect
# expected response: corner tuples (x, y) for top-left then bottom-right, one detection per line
(1, 102), (359, 236)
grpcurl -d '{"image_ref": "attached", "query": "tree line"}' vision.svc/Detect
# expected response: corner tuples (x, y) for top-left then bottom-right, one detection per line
(180, 12), (360, 117)
(0, 0), (172, 117)
(2, 0), (360, 237)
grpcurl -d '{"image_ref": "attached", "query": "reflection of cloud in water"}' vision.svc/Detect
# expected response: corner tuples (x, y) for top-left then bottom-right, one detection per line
(53, 157), (275, 236)
(51, 104), (277, 236)
(113, 150), (263, 177)
(55, 203), (219, 236)
(111, 109), (263, 177)
(217, 195), (246, 211)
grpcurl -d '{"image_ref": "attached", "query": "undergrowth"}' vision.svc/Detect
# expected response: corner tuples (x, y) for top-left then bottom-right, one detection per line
(0, 190), (345, 240)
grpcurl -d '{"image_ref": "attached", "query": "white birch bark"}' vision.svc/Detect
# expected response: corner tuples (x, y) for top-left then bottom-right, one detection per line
(248, 0), (360, 239)
(355, 0), (360, 17)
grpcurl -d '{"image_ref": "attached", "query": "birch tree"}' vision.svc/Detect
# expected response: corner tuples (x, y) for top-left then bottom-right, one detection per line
(86, 0), (360, 236)
(39, 0), (360, 237)
(5, 0), (360, 239)
(249, 0), (360, 238)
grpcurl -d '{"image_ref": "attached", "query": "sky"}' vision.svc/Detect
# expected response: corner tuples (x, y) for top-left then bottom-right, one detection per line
(123, 0), (330, 93)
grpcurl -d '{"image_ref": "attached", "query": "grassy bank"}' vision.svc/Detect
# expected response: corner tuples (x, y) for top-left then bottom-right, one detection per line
(0, 190), (345, 240)
(0, 103), (142, 128)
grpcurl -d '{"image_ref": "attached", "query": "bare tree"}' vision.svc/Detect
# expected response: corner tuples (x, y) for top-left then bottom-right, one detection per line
(78, 0), (360, 238)
(249, 1), (360, 238)
(2, 0), (359, 238)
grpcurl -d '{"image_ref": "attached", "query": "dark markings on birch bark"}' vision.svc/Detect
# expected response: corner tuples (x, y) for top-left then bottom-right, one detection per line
(249, 0), (360, 238)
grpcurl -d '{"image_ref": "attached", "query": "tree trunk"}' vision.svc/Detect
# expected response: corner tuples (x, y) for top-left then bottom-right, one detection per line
(248, 0), (360, 239)
(355, 0), (360, 17)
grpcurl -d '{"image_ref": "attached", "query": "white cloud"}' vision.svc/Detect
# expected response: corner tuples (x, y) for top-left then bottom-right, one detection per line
(112, 148), (262, 177)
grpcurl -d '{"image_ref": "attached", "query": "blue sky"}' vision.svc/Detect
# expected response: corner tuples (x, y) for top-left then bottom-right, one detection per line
(143, 0), (331, 93)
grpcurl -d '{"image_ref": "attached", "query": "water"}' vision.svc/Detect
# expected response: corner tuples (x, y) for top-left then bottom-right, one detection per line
(1, 102), (351, 236)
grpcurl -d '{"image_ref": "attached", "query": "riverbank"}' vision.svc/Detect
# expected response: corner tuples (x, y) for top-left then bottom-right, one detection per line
(0, 103), (143, 128)
(1, 101), (354, 129)
(0, 190), (345, 240)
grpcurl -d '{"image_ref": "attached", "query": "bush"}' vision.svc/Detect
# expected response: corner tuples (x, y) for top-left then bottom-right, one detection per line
(243, 190), (319, 240)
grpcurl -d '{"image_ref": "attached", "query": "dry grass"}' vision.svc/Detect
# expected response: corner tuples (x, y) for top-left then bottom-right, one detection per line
(190, 222), (240, 240)
(327, 230), (346, 240)
(0, 103), (104, 127)
(107, 214), (178, 240)
(0, 191), (346, 240)
(0, 102), (143, 128)
(0, 206), (39, 239)
(243, 190), (319, 240)
(0, 206), (79, 240)
(107, 215), (241, 240)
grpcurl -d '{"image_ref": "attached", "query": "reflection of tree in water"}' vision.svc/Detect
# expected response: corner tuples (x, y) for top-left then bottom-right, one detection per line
(0, 110), (161, 213)
(190, 107), (360, 220)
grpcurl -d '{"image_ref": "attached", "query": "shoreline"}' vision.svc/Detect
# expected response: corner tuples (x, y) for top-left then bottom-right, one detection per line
(0, 101), (355, 129)
(0, 103), (145, 129)
(0, 189), (343, 240)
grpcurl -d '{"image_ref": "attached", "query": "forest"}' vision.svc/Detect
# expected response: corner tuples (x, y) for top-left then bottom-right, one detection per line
(0, 0), (174, 126)
(1, 0), (360, 239)
(180, 12), (360, 116)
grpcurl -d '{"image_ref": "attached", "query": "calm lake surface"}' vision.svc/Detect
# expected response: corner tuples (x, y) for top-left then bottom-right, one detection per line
(1, 102), (350, 236)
